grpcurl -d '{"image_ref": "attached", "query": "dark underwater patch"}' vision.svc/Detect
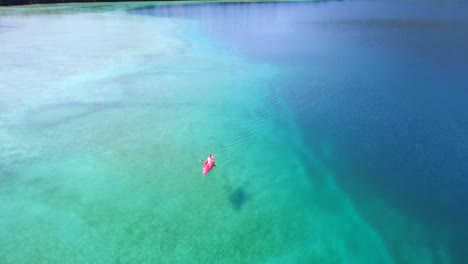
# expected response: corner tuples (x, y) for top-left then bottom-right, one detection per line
(229, 187), (248, 211)
(24, 102), (120, 129)
(0, 169), (16, 184)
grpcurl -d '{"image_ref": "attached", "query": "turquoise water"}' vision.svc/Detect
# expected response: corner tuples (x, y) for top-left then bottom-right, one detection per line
(1, 1), (467, 263)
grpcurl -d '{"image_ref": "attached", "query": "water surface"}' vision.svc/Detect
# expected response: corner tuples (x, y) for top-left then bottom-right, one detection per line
(1, 1), (467, 263)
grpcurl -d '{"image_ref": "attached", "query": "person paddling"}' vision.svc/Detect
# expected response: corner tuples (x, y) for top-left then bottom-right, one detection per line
(207, 154), (215, 166)
(201, 154), (216, 175)
(200, 154), (216, 167)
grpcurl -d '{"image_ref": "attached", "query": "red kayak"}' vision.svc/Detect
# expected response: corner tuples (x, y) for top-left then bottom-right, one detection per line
(203, 155), (216, 175)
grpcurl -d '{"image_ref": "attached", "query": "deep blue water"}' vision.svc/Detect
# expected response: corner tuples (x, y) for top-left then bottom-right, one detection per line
(132, 0), (468, 262)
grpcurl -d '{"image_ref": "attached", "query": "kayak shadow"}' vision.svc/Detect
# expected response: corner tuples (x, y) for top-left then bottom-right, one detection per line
(228, 186), (248, 211)
(218, 165), (252, 212)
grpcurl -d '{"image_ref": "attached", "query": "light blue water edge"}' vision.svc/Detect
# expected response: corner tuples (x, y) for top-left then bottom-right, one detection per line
(1, 1), (467, 263)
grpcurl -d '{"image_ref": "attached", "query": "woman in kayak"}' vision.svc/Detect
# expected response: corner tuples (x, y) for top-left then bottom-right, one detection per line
(207, 154), (215, 166)
(201, 154), (216, 166)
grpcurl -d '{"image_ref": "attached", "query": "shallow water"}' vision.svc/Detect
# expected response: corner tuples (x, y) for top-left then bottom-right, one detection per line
(1, 1), (467, 263)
